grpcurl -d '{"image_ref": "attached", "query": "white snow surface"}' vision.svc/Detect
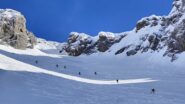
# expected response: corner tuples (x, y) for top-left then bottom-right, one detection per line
(0, 9), (23, 19)
(0, 45), (156, 85)
(0, 42), (185, 104)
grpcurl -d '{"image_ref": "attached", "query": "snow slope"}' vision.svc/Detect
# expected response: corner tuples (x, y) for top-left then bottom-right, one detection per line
(1, 0), (185, 104)
(0, 45), (156, 85)
(1, 44), (185, 104)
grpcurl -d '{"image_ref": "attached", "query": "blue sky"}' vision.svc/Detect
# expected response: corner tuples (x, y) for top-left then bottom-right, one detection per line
(0, 0), (173, 42)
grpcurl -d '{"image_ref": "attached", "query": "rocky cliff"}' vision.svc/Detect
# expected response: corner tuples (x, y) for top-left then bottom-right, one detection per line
(0, 9), (36, 49)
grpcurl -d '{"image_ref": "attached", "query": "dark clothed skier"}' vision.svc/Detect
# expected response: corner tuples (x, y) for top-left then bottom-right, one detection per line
(35, 60), (38, 64)
(151, 88), (156, 94)
(56, 64), (59, 68)
(116, 79), (119, 83)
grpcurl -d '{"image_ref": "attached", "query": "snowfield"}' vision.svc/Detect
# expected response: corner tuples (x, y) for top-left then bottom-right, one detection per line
(0, 45), (156, 85)
(1, 0), (185, 103)
(0, 44), (185, 104)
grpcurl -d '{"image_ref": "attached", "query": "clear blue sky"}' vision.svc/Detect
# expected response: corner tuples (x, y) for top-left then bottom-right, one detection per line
(0, 0), (173, 42)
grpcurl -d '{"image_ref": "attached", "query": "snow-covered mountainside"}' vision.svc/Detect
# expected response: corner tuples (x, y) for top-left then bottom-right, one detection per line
(1, 0), (185, 104)
(1, 0), (185, 61)
(54, 0), (185, 62)
(1, 42), (185, 104)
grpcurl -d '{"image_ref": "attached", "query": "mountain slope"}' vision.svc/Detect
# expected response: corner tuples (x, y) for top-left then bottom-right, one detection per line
(58, 0), (185, 62)
(1, 43), (185, 104)
(0, 45), (156, 85)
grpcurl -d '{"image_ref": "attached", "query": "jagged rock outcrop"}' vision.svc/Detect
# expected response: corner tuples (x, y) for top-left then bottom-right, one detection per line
(112, 0), (185, 61)
(0, 9), (36, 49)
(95, 32), (125, 52)
(64, 32), (95, 56)
(64, 32), (125, 56)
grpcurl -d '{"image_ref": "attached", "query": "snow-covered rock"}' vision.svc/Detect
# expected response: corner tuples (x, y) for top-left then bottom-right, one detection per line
(0, 9), (36, 49)
(36, 38), (67, 55)
(64, 32), (125, 56)
(60, 0), (185, 61)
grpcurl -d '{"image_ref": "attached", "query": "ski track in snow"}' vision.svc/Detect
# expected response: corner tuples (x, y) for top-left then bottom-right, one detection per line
(34, 70), (157, 85)
(0, 54), (157, 85)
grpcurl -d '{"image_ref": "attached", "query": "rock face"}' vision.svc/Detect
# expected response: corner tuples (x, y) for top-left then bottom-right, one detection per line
(63, 32), (125, 56)
(0, 9), (36, 49)
(96, 32), (125, 52)
(114, 0), (185, 61)
(64, 32), (95, 56)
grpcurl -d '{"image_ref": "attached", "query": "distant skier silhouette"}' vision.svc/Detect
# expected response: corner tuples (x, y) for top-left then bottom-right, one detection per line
(35, 60), (38, 64)
(151, 88), (156, 94)
(116, 79), (119, 83)
(64, 65), (66, 69)
(78, 72), (81, 75)
(94, 72), (97, 75)
(56, 64), (59, 68)
(59, 50), (63, 53)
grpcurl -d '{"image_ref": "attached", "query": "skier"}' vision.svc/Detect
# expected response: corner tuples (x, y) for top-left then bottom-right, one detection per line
(59, 50), (63, 53)
(56, 64), (59, 68)
(116, 79), (119, 83)
(94, 72), (97, 75)
(151, 88), (156, 94)
(35, 60), (38, 64)
(78, 72), (81, 75)
(64, 65), (66, 69)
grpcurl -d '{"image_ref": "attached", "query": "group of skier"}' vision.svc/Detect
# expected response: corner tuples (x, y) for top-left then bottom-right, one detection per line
(35, 60), (156, 94)
(78, 71), (97, 76)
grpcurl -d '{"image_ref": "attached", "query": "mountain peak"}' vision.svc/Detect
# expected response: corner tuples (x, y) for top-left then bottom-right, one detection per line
(170, 0), (185, 14)
(0, 9), (23, 19)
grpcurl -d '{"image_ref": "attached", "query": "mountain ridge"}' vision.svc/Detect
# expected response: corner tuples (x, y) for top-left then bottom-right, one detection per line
(58, 0), (185, 62)
(1, 0), (185, 61)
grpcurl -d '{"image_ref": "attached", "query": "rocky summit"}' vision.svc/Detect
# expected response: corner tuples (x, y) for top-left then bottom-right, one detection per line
(0, 9), (36, 49)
